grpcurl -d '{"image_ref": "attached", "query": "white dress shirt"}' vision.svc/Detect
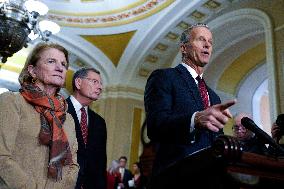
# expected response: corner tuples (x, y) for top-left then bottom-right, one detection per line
(181, 63), (210, 133)
(70, 95), (89, 125)
(119, 167), (125, 179)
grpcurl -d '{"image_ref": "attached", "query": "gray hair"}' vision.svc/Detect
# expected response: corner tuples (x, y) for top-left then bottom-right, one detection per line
(107, 160), (120, 174)
(72, 67), (100, 91)
(180, 23), (210, 45)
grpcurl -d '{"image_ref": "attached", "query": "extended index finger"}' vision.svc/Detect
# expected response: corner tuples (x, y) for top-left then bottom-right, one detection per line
(219, 99), (237, 111)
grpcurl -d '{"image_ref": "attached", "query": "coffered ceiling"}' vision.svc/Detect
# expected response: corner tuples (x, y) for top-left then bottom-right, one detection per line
(1, 0), (283, 135)
(41, 0), (241, 89)
(0, 0), (273, 100)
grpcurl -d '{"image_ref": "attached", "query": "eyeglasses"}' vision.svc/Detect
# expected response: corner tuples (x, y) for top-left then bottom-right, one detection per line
(232, 125), (247, 131)
(82, 77), (102, 86)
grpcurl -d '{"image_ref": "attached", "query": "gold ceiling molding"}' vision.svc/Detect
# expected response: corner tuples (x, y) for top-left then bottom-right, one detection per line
(177, 21), (190, 30)
(203, 0), (222, 10)
(102, 85), (144, 100)
(154, 43), (168, 51)
(217, 43), (266, 95)
(190, 10), (207, 21)
(47, 0), (175, 28)
(138, 68), (151, 77)
(165, 32), (179, 41)
(81, 31), (136, 67)
(0, 49), (30, 74)
(0, 63), (22, 73)
(104, 85), (144, 95)
(74, 60), (88, 67)
(145, 54), (158, 63)
(51, 0), (149, 16)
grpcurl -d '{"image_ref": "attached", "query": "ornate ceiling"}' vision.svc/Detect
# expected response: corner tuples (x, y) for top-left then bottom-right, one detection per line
(1, 0), (283, 131)
(46, 0), (175, 28)
(0, 0), (274, 105)
(41, 0), (239, 89)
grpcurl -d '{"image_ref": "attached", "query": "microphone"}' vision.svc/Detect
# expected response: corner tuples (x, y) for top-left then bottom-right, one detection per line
(241, 117), (284, 154)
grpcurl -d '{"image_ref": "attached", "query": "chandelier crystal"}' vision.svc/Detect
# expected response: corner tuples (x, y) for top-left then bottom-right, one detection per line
(0, 0), (60, 63)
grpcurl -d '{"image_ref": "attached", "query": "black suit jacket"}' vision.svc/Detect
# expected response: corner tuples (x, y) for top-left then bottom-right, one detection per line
(144, 64), (222, 176)
(121, 168), (133, 189)
(66, 97), (107, 189)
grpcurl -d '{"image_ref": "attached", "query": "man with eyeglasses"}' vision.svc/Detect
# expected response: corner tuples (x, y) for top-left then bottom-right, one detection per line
(66, 67), (107, 189)
(232, 112), (268, 155)
(231, 113), (270, 187)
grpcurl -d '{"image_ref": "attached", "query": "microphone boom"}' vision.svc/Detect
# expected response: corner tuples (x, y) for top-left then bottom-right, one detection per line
(241, 117), (284, 154)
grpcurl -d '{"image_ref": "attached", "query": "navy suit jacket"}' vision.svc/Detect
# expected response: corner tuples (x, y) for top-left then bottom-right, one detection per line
(121, 168), (133, 189)
(144, 64), (222, 176)
(66, 97), (107, 189)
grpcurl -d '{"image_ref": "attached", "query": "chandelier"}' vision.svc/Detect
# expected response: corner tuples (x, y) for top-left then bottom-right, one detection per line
(0, 0), (60, 63)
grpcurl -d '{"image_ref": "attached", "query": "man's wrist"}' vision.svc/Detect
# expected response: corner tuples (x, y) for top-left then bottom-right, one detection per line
(194, 111), (203, 128)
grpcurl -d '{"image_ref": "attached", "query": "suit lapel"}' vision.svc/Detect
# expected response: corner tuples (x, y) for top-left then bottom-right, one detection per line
(87, 108), (93, 132)
(175, 64), (204, 110)
(66, 97), (80, 126)
(66, 97), (85, 147)
(87, 108), (98, 142)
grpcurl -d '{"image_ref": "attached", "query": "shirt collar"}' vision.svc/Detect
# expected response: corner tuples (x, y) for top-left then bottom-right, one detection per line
(70, 95), (86, 113)
(181, 62), (203, 80)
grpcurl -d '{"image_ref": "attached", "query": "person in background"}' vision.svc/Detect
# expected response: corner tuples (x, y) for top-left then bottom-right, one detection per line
(232, 112), (268, 155)
(107, 160), (121, 189)
(270, 114), (284, 156)
(117, 156), (133, 189)
(0, 43), (79, 189)
(129, 162), (147, 189)
(66, 67), (107, 189)
(259, 114), (284, 187)
(230, 113), (269, 188)
(271, 114), (284, 145)
(144, 23), (236, 189)
(271, 123), (282, 144)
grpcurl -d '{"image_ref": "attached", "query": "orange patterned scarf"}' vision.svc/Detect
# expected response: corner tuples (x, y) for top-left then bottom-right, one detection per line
(20, 83), (73, 180)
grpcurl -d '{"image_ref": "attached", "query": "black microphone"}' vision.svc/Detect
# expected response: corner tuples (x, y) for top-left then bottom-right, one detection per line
(241, 117), (284, 153)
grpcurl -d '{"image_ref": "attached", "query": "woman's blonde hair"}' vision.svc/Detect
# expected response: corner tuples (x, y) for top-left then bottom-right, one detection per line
(18, 42), (69, 85)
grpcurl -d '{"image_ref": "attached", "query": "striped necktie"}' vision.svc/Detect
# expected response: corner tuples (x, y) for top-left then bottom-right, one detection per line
(80, 107), (88, 145)
(196, 76), (209, 109)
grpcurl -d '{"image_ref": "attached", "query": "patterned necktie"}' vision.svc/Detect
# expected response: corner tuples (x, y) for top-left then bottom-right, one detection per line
(80, 107), (88, 145)
(196, 76), (209, 109)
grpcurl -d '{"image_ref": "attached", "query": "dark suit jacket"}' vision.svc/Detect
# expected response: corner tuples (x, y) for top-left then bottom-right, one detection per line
(66, 97), (107, 189)
(144, 64), (222, 177)
(120, 168), (133, 189)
